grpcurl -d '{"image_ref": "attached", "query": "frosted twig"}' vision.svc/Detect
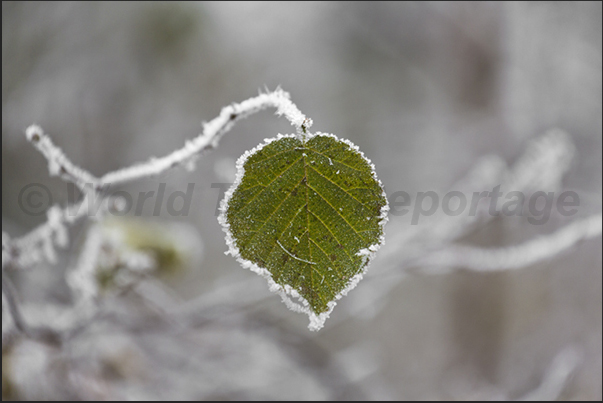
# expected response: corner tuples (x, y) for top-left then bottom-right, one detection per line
(412, 213), (602, 272)
(328, 130), (597, 327)
(506, 128), (575, 193)
(25, 125), (101, 191)
(11, 196), (102, 269)
(516, 346), (582, 401)
(2, 272), (31, 336)
(3, 88), (311, 343)
(67, 224), (104, 303)
(2, 271), (61, 344)
(100, 88), (310, 186)
(2, 232), (11, 270)
(8, 89), (307, 274)
(389, 129), (575, 251)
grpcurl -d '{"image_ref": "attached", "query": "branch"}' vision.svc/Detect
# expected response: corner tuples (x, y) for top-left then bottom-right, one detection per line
(8, 88), (309, 271)
(412, 213), (602, 272)
(2, 271), (62, 344)
(388, 129), (576, 250)
(25, 125), (101, 190)
(100, 88), (311, 186)
(66, 223), (104, 303)
(11, 198), (93, 268)
(3, 88), (312, 343)
(516, 346), (582, 401)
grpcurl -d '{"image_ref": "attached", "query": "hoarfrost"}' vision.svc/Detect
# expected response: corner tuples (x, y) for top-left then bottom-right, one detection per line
(218, 132), (389, 331)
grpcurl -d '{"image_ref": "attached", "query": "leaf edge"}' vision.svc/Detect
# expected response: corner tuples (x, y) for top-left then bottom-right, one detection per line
(217, 132), (390, 331)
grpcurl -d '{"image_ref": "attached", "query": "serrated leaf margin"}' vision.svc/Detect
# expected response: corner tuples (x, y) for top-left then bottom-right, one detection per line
(218, 132), (389, 331)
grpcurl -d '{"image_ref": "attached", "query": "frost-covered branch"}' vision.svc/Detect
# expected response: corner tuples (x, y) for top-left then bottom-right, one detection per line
(66, 224), (104, 303)
(6, 89), (308, 273)
(2, 272), (31, 337)
(2, 88), (311, 345)
(516, 346), (582, 401)
(412, 213), (602, 272)
(10, 198), (95, 269)
(387, 129), (576, 251)
(327, 130), (600, 327)
(25, 125), (101, 191)
(100, 88), (311, 186)
(2, 272), (61, 344)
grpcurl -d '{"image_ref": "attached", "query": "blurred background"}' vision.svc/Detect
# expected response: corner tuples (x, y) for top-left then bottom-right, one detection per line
(2, 1), (601, 400)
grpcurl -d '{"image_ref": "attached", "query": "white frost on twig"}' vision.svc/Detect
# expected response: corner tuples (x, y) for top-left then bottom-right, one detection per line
(100, 88), (309, 186)
(414, 213), (602, 272)
(5, 89), (307, 340)
(25, 125), (101, 190)
(9, 89), (303, 272)
(11, 196), (104, 269)
(67, 224), (104, 303)
(516, 346), (582, 401)
(24, 90), (308, 192)
(506, 128), (575, 193)
(2, 232), (11, 269)
(2, 289), (16, 344)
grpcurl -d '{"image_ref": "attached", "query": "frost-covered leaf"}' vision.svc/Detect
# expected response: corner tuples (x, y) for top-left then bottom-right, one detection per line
(219, 133), (388, 330)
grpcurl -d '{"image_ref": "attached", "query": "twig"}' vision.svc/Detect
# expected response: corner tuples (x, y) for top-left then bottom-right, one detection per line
(516, 346), (582, 401)
(7, 89), (309, 273)
(99, 88), (310, 186)
(2, 88), (311, 343)
(66, 223), (104, 303)
(412, 213), (602, 272)
(25, 125), (101, 191)
(2, 271), (61, 344)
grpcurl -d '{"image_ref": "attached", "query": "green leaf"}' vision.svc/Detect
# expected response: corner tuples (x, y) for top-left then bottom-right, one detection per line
(219, 133), (388, 330)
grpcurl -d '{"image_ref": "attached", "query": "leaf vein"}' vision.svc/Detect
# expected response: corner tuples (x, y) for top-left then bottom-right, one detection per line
(307, 165), (374, 210)
(231, 156), (303, 220)
(246, 145), (301, 167)
(241, 175), (306, 249)
(307, 210), (357, 268)
(306, 148), (365, 173)
(306, 184), (366, 242)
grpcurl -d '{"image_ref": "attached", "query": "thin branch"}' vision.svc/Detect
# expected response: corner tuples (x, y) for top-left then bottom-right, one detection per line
(11, 197), (96, 268)
(66, 223), (104, 303)
(100, 88), (310, 186)
(25, 125), (101, 191)
(2, 271), (61, 344)
(2, 232), (12, 270)
(516, 346), (582, 401)
(23, 89), (311, 190)
(1, 272), (30, 336)
(3, 88), (311, 342)
(412, 213), (602, 272)
(386, 129), (576, 252)
(8, 89), (309, 272)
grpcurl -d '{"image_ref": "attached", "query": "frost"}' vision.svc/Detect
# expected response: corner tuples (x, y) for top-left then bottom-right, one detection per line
(218, 131), (389, 331)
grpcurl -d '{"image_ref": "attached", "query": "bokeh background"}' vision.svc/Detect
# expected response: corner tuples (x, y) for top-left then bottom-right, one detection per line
(2, 1), (601, 400)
